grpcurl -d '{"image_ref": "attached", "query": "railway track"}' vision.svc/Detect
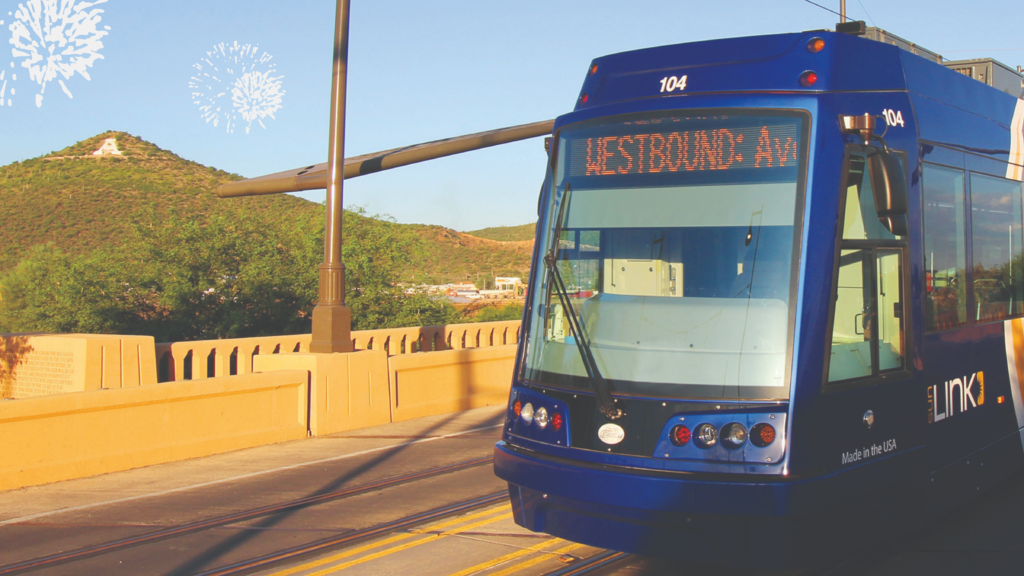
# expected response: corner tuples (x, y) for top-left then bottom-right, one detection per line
(540, 551), (630, 576)
(0, 456), (497, 576)
(194, 491), (508, 576)
(532, 544), (899, 576)
(0, 451), (935, 576)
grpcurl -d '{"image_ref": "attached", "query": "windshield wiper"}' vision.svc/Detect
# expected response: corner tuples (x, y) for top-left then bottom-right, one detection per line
(543, 184), (622, 420)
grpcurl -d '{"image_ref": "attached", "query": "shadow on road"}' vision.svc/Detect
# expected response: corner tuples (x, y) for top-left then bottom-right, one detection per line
(167, 409), (506, 576)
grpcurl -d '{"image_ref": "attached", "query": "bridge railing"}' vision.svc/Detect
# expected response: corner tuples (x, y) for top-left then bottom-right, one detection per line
(154, 335), (310, 382)
(2, 319), (524, 490)
(352, 320), (521, 354)
(155, 320), (521, 383)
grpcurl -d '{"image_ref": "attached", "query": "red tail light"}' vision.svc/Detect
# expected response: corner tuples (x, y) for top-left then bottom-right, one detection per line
(552, 412), (564, 431)
(670, 425), (691, 446)
(750, 423), (776, 447)
(799, 71), (818, 87)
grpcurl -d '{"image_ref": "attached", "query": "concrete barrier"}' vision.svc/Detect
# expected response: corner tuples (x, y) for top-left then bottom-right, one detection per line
(388, 344), (517, 421)
(1, 334), (156, 399)
(0, 370), (308, 491)
(253, 350), (392, 436)
(0, 321), (523, 490)
(250, 345), (518, 430)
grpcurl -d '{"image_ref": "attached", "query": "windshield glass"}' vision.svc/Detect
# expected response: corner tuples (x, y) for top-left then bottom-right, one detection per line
(522, 111), (807, 400)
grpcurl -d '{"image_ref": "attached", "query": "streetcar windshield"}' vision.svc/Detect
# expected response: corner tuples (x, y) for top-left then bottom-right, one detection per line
(522, 111), (806, 400)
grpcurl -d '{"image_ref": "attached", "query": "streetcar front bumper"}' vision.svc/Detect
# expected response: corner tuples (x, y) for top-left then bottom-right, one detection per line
(494, 440), (921, 567)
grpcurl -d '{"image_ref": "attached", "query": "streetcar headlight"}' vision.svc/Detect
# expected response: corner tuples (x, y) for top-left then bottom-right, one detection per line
(695, 423), (718, 448)
(750, 423), (777, 447)
(721, 423), (748, 449)
(521, 403), (535, 425)
(535, 407), (549, 429)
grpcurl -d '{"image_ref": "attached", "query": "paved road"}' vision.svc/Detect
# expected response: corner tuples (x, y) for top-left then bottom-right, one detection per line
(0, 407), (514, 575)
(1, 405), (1023, 576)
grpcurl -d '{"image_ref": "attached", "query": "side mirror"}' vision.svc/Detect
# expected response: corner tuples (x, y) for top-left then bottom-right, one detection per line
(868, 150), (909, 236)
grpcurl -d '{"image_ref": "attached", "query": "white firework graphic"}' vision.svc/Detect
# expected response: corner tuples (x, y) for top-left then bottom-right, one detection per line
(0, 67), (9, 108)
(189, 42), (284, 135)
(6, 0), (110, 108)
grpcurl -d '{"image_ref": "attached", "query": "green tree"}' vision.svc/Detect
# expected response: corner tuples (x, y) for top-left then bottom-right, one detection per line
(0, 244), (156, 335)
(341, 208), (460, 330)
(0, 207), (463, 341)
(475, 303), (524, 323)
(114, 210), (318, 341)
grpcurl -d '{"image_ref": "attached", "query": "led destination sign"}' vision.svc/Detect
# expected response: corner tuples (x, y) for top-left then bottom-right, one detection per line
(569, 123), (800, 177)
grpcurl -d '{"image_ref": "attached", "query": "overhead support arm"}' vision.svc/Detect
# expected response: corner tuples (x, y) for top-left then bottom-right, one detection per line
(215, 119), (555, 198)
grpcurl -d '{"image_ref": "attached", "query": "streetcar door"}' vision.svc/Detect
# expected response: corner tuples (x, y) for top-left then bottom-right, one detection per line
(829, 248), (904, 381)
(821, 147), (912, 471)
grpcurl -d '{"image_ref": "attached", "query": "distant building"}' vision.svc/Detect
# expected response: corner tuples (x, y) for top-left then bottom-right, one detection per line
(495, 277), (522, 292)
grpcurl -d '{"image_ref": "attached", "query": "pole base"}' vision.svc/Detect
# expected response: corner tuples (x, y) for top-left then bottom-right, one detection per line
(309, 304), (353, 353)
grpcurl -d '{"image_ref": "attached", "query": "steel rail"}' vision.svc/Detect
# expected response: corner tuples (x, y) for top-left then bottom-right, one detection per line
(542, 550), (630, 576)
(540, 549), (872, 575)
(0, 456), (493, 576)
(192, 491), (508, 576)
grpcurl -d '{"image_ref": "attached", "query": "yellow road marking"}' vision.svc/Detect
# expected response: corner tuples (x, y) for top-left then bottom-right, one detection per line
(264, 505), (510, 576)
(444, 537), (563, 576)
(485, 543), (586, 576)
(304, 512), (515, 576)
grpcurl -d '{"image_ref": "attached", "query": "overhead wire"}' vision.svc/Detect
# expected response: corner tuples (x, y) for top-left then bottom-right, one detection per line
(800, 0), (843, 19)
(856, 0), (877, 26)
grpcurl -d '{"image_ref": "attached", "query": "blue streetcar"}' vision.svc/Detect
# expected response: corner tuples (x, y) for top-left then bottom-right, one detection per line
(494, 24), (1024, 566)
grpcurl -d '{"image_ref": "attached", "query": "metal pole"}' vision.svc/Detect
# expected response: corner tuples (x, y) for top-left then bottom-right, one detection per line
(309, 0), (353, 354)
(215, 119), (555, 198)
(840, 0), (847, 22)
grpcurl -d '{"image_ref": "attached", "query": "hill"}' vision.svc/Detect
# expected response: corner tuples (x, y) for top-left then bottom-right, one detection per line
(465, 223), (536, 242)
(0, 131), (532, 283)
(399, 224), (533, 285)
(0, 131), (319, 270)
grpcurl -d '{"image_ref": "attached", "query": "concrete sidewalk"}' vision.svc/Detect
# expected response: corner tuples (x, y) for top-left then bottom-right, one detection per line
(0, 405), (507, 526)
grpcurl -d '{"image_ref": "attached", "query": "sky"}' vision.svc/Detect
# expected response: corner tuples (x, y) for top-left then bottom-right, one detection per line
(0, 0), (1021, 231)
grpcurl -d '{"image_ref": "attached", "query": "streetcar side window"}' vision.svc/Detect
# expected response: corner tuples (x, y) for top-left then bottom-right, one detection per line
(923, 164), (968, 331)
(969, 173), (1024, 323)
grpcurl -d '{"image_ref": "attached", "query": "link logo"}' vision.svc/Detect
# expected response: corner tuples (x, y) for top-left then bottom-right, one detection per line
(928, 371), (984, 424)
